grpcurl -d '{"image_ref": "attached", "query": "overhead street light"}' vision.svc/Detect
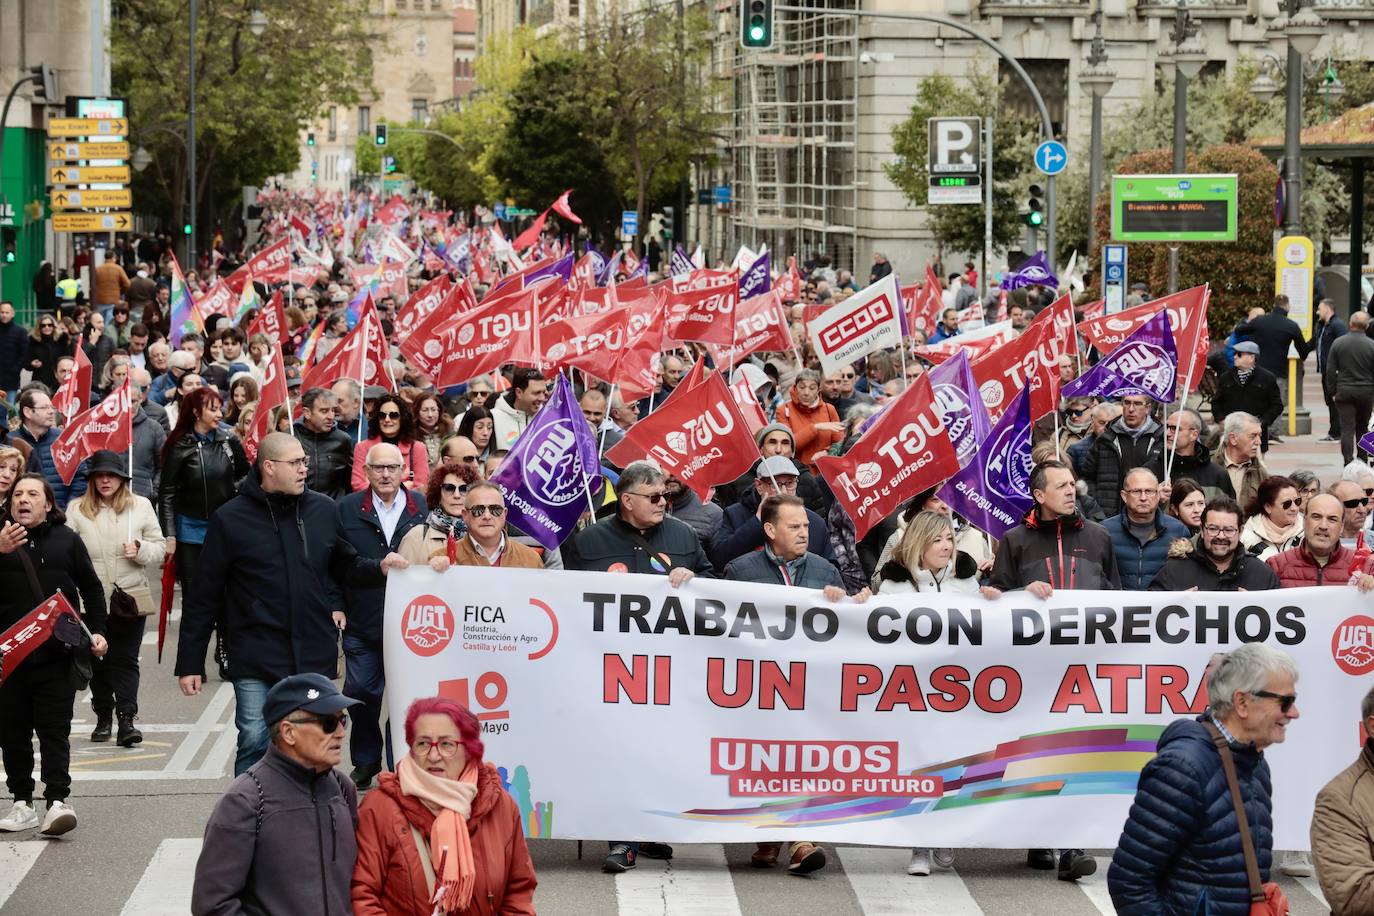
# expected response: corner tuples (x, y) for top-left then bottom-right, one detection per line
(249, 9), (269, 37)
(1079, 7), (1115, 252)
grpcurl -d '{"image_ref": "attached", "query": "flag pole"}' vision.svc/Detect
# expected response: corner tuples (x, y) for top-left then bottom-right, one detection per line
(126, 381), (135, 543)
(357, 312), (367, 443)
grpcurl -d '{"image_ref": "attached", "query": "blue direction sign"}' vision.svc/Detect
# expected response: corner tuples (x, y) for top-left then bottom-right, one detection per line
(1034, 140), (1068, 176)
(622, 210), (639, 238)
(493, 202), (507, 221)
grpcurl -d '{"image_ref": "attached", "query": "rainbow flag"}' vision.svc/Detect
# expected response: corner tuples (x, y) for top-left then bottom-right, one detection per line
(168, 254), (202, 348)
(234, 271), (260, 322)
(345, 266), (383, 329)
(298, 320), (326, 364)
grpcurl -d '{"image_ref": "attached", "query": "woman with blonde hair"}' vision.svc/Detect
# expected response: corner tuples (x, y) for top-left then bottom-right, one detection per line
(875, 510), (999, 878)
(0, 446), (26, 515)
(67, 450), (165, 747)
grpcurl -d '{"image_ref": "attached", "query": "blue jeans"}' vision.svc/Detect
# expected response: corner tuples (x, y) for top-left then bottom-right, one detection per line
(343, 633), (385, 768)
(231, 677), (273, 776)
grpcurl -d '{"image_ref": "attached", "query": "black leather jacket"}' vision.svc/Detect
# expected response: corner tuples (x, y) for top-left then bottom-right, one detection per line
(292, 421), (354, 500)
(157, 428), (250, 536)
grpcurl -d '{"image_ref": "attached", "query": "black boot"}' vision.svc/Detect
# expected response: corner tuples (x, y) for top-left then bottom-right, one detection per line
(116, 713), (142, 747)
(90, 714), (112, 743)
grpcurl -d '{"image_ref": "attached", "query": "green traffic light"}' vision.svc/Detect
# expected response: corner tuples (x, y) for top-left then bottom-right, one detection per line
(4, 253), (14, 264)
(1028, 211), (1044, 227)
(182, 224), (192, 235)
(749, 24), (765, 40)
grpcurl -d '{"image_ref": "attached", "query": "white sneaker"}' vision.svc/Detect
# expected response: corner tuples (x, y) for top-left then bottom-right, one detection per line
(0, 801), (37, 832)
(39, 801), (76, 837)
(932, 848), (955, 869)
(1279, 850), (1312, 877)
(907, 848), (932, 876)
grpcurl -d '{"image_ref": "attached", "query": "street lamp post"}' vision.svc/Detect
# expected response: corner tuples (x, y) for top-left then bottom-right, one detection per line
(1273, 0), (1326, 235)
(1161, 4), (1207, 294)
(1079, 9), (1115, 254)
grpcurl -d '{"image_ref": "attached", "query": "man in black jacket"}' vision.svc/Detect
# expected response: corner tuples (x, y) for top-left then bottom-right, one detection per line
(175, 433), (405, 776)
(1211, 341), (1283, 453)
(1149, 497), (1280, 590)
(1165, 409), (1234, 500)
(1081, 394), (1165, 518)
(1236, 295), (1312, 440)
(1328, 310), (1374, 465)
(1316, 299), (1349, 442)
(709, 456), (839, 573)
(0, 301), (30, 402)
(293, 387), (354, 499)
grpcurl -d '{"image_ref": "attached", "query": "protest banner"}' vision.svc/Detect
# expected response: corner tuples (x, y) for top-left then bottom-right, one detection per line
(806, 274), (904, 375)
(663, 273), (739, 346)
(384, 569), (1368, 848)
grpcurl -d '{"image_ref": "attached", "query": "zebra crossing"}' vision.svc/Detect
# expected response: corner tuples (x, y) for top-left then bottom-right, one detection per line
(0, 838), (1334, 915)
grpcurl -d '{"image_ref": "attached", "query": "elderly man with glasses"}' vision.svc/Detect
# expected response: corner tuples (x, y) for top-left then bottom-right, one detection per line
(562, 460), (714, 875)
(334, 442), (422, 788)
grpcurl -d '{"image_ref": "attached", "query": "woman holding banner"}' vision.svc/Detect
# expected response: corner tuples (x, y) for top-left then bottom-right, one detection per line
(67, 451), (165, 747)
(875, 511), (1000, 877)
(351, 697), (537, 915)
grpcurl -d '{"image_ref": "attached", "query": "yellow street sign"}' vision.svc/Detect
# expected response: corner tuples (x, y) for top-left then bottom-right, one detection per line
(49, 165), (132, 185)
(46, 117), (128, 137)
(50, 189), (133, 210)
(48, 141), (130, 161)
(52, 212), (133, 233)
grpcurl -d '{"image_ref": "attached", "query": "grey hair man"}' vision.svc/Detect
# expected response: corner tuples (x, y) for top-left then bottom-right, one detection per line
(1110, 643), (1298, 914)
(1214, 410), (1266, 509)
(149, 349), (196, 406)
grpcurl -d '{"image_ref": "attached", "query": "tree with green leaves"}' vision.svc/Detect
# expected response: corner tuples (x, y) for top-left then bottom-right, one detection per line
(885, 70), (1039, 259)
(112, 0), (375, 240)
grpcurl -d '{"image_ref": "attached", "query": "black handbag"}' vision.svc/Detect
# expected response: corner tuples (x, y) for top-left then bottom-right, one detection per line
(109, 584), (141, 621)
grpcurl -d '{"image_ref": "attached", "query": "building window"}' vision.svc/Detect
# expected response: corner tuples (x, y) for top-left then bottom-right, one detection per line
(359, 106), (371, 134)
(396, 0), (407, 9)
(999, 59), (1068, 138)
(411, 98), (430, 123)
(568, 0), (578, 15)
(327, 106), (338, 142)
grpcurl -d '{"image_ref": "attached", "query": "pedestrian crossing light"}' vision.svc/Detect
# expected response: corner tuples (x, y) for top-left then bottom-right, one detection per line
(375, 124), (388, 147)
(1025, 184), (1045, 228)
(2, 227), (16, 263)
(740, 0), (774, 50)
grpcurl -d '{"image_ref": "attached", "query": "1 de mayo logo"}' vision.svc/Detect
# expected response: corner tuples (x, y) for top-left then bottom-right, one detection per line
(402, 594), (455, 657)
(1333, 615), (1374, 675)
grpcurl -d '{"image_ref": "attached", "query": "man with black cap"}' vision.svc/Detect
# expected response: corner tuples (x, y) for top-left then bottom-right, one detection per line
(1211, 340), (1283, 454)
(192, 673), (360, 916)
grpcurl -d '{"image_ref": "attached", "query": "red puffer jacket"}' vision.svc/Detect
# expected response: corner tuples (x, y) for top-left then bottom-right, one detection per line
(352, 763), (537, 916)
(1265, 541), (1370, 588)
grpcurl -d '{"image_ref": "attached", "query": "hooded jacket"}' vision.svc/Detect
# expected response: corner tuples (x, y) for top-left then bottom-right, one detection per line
(776, 389), (841, 468)
(1148, 538), (1281, 591)
(1168, 448), (1235, 501)
(294, 421), (355, 500)
(1108, 715), (1273, 916)
(351, 763), (536, 916)
(1103, 509), (1190, 590)
(192, 744), (359, 916)
(174, 472), (369, 682)
(986, 509), (1120, 591)
(1311, 741), (1374, 916)
(1081, 416), (1165, 517)
(490, 393), (531, 451)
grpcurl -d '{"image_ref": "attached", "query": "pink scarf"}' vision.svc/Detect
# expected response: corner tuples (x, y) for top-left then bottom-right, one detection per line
(397, 755), (479, 913)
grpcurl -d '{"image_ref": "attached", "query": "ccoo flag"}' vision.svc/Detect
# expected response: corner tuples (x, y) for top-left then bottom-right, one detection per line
(1062, 309), (1177, 402)
(490, 374), (604, 551)
(936, 385), (1035, 539)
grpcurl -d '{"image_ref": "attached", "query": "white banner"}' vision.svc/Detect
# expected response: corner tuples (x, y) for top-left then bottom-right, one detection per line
(806, 274), (904, 375)
(383, 569), (1371, 849)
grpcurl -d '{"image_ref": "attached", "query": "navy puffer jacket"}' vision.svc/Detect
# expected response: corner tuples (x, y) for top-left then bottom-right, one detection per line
(1103, 509), (1190, 590)
(1108, 716), (1273, 916)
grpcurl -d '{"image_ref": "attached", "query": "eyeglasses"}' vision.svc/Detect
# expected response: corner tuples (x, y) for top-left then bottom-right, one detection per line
(441, 482), (467, 495)
(1343, 497), (1369, 509)
(378, 410), (402, 420)
(266, 456), (309, 469)
(367, 463), (402, 474)
(289, 712), (348, 732)
(1123, 489), (1156, 498)
(1202, 525), (1240, 537)
(1250, 690), (1296, 714)
(626, 490), (666, 504)
(466, 504), (505, 518)
(411, 738), (462, 758)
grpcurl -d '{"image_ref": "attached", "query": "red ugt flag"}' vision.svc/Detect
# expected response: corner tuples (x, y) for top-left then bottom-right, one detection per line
(52, 381), (133, 485)
(971, 313), (1059, 424)
(52, 346), (92, 422)
(816, 372), (960, 539)
(664, 273), (739, 345)
(0, 592), (78, 684)
(300, 295), (392, 392)
(1078, 284), (1210, 392)
(243, 344), (288, 463)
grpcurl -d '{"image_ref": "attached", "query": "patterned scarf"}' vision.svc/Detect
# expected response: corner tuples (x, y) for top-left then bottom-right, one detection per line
(426, 506), (466, 538)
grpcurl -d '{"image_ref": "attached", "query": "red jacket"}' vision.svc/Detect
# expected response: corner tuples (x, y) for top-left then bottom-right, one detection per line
(352, 763), (537, 916)
(1265, 541), (1370, 588)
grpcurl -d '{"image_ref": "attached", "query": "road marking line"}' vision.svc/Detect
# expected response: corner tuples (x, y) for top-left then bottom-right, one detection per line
(615, 843), (743, 916)
(166, 683), (233, 773)
(198, 715), (238, 777)
(120, 839), (202, 916)
(836, 846), (985, 915)
(1076, 874), (1116, 915)
(0, 841), (44, 909)
(1293, 874), (1327, 908)
(71, 752), (166, 767)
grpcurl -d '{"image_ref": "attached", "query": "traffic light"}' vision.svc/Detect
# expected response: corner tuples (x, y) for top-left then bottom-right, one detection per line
(306, 132), (315, 147)
(1025, 184), (1044, 228)
(740, 0), (774, 50)
(2, 227), (16, 264)
(374, 124), (388, 147)
(29, 65), (56, 102)
(182, 223), (192, 236)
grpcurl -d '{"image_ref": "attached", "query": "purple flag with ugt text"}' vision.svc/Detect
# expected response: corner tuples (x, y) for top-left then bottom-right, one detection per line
(490, 373), (604, 551)
(929, 350), (993, 465)
(670, 245), (695, 277)
(1062, 309), (1177, 402)
(739, 252), (771, 299)
(1001, 250), (1058, 292)
(937, 386), (1034, 539)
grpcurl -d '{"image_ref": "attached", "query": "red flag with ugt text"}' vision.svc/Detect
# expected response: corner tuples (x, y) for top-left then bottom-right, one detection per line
(398, 279), (485, 378)
(540, 308), (631, 381)
(664, 273), (739, 345)
(1032, 292), (1077, 362)
(706, 289), (794, 369)
(247, 290), (288, 348)
(605, 369), (758, 500)
(729, 374), (769, 437)
(0, 592), (78, 684)
(52, 346), (92, 422)
(52, 381), (133, 485)
(610, 290), (665, 403)
(393, 273), (453, 341)
(227, 238), (291, 291)
(904, 266), (944, 337)
(815, 372), (961, 539)
(432, 282), (547, 387)
(243, 344), (288, 463)
(1078, 284), (1210, 391)
(971, 314), (1059, 423)
(914, 320), (1014, 366)
(300, 295), (391, 392)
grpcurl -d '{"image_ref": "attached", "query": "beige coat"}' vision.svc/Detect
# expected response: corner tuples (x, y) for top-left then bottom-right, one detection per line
(1312, 742), (1374, 916)
(397, 523), (449, 565)
(66, 494), (166, 598)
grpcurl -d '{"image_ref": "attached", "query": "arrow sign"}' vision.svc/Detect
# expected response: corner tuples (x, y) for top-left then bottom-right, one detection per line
(48, 142), (130, 162)
(46, 117), (129, 138)
(50, 189), (133, 210)
(49, 165), (131, 185)
(52, 212), (134, 233)
(1034, 140), (1068, 176)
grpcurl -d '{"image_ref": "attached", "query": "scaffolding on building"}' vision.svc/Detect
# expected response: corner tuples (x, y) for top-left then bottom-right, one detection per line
(723, 0), (858, 271)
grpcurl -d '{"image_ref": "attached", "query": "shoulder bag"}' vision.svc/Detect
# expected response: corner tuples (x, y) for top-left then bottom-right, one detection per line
(1202, 720), (1289, 916)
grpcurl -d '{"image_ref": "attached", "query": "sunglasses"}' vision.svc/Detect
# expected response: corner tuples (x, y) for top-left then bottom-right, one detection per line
(440, 482), (467, 495)
(466, 504), (505, 518)
(378, 411), (402, 420)
(469, 391), (492, 400)
(626, 490), (666, 504)
(290, 712), (348, 732)
(1251, 690), (1296, 714)
(1276, 499), (1295, 510)
(1343, 497), (1369, 509)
